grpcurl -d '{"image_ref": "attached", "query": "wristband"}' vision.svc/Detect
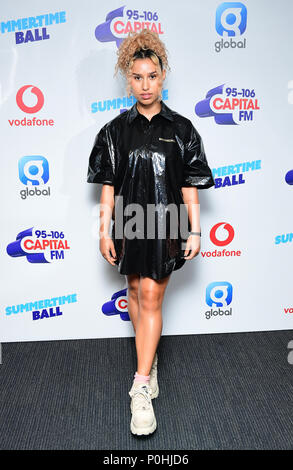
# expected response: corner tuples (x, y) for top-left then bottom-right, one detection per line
(189, 231), (201, 237)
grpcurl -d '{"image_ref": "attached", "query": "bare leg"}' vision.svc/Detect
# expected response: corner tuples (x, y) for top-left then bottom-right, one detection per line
(127, 273), (171, 376)
(126, 273), (140, 333)
(136, 274), (171, 376)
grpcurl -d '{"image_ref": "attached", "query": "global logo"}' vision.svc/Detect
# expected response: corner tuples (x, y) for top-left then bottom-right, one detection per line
(7, 227), (70, 263)
(19, 156), (49, 185)
(195, 84), (260, 125)
(95, 6), (164, 48)
(215, 2), (247, 52)
(18, 156), (50, 199)
(216, 2), (247, 36)
(16, 85), (44, 113)
(205, 281), (233, 320)
(206, 281), (233, 307)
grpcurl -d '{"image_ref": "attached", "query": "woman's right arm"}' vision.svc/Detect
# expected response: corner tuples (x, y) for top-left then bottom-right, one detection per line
(99, 184), (117, 266)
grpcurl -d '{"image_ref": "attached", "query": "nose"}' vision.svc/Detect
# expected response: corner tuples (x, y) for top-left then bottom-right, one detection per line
(142, 78), (149, 90)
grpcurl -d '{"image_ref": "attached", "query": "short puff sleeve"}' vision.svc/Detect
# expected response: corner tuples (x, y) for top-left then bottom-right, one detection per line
(87, 124), (115, 185)
(182, 121), (215, 189)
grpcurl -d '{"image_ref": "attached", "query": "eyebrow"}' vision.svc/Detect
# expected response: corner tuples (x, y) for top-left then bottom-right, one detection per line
(132, 71), (157, 76)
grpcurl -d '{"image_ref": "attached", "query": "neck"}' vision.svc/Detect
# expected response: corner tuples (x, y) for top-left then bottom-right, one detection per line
(136, 99), (162, 117)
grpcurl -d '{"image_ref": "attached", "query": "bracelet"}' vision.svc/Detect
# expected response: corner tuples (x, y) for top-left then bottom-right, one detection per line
(189, 231), (201, 237)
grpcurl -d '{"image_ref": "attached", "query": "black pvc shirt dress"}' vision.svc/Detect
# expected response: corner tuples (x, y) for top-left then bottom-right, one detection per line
(87, 101), (215, 280)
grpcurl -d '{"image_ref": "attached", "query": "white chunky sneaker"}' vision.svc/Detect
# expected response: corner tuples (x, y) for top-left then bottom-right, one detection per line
(129, 383), (157, 435)
(149, 352), (159, 399)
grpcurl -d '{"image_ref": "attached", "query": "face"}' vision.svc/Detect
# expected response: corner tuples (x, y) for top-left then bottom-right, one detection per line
(129, 57), (166, 106)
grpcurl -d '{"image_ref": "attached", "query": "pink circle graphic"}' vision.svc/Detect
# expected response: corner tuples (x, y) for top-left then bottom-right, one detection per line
(210, 222), (235, 246)
(16, 85), (44, 114)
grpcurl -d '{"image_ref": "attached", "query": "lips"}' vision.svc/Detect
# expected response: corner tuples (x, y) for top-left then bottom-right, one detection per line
(141, 94), (152, 99)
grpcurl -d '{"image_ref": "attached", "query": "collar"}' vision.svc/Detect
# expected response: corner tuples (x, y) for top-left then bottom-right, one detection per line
(127, 100), (174, 124)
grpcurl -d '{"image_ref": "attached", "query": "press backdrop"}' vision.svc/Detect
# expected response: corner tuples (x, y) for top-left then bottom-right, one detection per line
(1, 0), (292, 342)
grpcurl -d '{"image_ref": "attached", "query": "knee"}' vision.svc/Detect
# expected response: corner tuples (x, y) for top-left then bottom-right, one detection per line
(139, 289), (162, 312)
(127, 282), (139, 301)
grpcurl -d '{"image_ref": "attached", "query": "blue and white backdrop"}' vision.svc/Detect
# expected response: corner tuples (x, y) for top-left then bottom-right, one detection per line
(1, 0), (292, 342)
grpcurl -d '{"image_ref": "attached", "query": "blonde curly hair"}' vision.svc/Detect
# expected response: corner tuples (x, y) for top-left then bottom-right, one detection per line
(114, 29), (170, 97)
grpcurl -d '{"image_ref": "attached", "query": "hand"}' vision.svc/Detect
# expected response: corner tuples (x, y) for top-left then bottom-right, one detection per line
(183, 234), (201, 260)
(99, 235), (117, 266)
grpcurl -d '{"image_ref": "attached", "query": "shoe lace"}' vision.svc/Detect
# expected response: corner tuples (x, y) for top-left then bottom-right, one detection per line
(131, 385), (152, 411)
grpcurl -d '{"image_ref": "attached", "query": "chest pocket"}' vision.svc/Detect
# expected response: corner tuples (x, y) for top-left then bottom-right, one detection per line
(158, 137), (176, 143)
(157, 136), (182, 160)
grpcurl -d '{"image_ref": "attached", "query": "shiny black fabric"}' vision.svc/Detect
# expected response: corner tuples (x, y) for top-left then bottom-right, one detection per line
(87, 101), (215, 280)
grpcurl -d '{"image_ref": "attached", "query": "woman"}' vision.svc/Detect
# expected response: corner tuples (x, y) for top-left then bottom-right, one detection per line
(87, 29), (215, 436)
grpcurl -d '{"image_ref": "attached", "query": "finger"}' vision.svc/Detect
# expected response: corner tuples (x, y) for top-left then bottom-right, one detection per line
(110, 247), (117, 260)
(183, 244), (191, 257)
(106, 249), (117, 266)
(184, 242), (200, 258)
(101, 251), (115, 266)
(105, 256), (116, 266)
(184, 249), (198, 260)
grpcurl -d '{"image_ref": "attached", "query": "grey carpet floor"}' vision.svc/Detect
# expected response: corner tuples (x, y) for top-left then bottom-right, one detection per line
(0, 329), (293, 450)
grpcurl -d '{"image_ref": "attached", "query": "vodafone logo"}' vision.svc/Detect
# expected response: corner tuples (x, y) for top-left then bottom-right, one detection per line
(8, 85), (54, 127)
(16, 85), (44, 113)
(210, 222), (235, 246)
(201, 222), (241, 259)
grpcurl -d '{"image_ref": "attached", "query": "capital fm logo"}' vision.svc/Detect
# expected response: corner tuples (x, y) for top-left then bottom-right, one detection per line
(18, 156), (51, 200)
(6, 227), (70, 263)
(285, 169), (293, 185)
(214, 2), (247, 52)
(95, 5), (164, 48)
(102, 288), (130, 321)
(204, 281), (233, 320)
(201, 222), (242, 258)
(8, 85), (54, 127)
(195, 84), (260, 125)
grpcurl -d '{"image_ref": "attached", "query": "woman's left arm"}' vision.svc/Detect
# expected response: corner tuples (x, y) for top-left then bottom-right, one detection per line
(181, 187), (201, 260)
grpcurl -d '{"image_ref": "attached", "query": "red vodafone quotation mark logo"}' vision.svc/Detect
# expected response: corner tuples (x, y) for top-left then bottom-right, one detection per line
(16, 85), (44, 114)
(210, 222), (234, 246)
